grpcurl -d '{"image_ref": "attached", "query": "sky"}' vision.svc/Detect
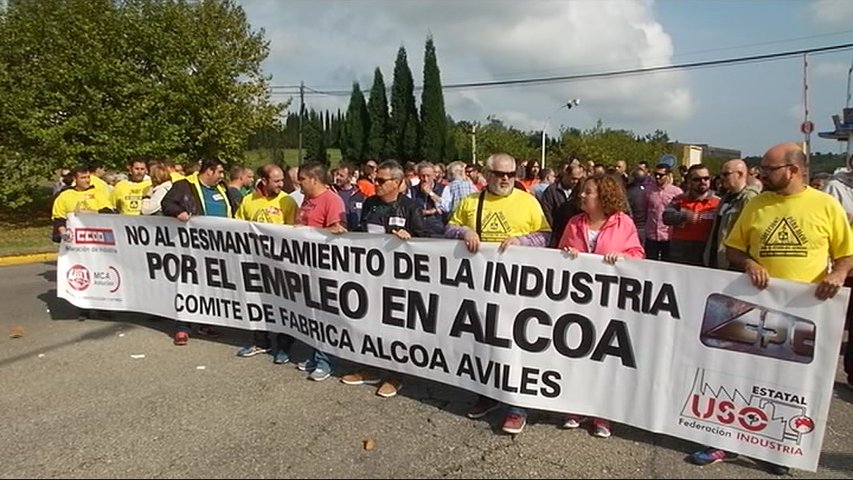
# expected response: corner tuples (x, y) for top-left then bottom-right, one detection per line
(238, 0), (853, 157)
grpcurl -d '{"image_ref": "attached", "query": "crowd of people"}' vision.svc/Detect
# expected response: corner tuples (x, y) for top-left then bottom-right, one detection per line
(50, 143), (853, 475)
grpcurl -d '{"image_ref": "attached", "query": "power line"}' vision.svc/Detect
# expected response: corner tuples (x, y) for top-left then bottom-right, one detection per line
(268, 42), (853, 96)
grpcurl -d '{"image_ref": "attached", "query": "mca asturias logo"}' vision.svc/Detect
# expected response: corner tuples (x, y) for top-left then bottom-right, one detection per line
(679, 369), (813, 455)
(66, 265), (121, 293)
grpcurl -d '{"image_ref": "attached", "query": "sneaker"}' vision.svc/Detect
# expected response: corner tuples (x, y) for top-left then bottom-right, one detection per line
(272, 350), (290, 365)
(173, 331), (189, 346)
(591, 418), (612, 438)
(758, 461), (789, 476)
(237, 345), (269, 358)
(687, 447), (738, 466)
(341, 370), (382, 385)
(502, 413), (527, 434)
(197, 325), (220, 338)
(466, 396), (500, 419)
(561, 414), (584, 429)
(376, 378), (402, 398)
(296, 359), (316, 372)
(309, 368), (331, 381)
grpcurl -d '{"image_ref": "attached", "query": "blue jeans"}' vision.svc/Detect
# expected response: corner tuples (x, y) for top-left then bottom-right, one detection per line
(175, 320), (190, 333)
(312, 349), (334, 373)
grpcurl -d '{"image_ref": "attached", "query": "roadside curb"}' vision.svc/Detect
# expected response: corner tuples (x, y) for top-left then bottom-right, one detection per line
(0, 252), (58, 267)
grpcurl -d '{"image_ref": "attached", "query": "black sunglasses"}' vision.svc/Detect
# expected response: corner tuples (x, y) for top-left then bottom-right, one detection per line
(489, 170), (516, 179)
(654, 172), (667, 178)
(374, 177), (395, 185)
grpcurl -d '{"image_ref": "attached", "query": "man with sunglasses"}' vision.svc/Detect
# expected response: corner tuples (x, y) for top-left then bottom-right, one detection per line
(445, 152), (551, 435)
(702, 159), (759, 269)
(663, 164), (720, 266)
(688, 143), (853, 475)
(645, 164), (683, 261)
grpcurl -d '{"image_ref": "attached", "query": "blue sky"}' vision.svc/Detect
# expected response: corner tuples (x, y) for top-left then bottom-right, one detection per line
(239, 0), (853, 157)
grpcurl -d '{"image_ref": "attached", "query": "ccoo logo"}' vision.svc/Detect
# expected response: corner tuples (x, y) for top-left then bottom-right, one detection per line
(67, 264), (91, 291)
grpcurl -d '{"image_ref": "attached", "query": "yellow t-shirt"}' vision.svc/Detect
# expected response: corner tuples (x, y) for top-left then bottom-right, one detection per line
(90, 174), (112, 204)
(448, 188), (550, 243)
(725, 187), (853, 283)
(235, 191), (298, 225)
(111, 179), (152, 215)
(51, 187), (113, 220)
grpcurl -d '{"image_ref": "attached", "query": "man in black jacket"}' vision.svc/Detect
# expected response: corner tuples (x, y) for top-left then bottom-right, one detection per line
(340, 160), (427, 398)
(160, 158), (240, 345)
(539, 163), (585, 246)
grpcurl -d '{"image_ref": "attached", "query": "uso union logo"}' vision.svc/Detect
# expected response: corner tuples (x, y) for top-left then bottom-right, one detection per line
(67, 264), (91, 291)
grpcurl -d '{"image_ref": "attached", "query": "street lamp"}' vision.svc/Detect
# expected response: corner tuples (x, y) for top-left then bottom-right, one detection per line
(541, 99), (580, 169)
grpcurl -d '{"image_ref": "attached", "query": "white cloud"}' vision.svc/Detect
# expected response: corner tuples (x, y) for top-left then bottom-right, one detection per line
(240, 0), (693, 133)
(809, 0), (853, 26)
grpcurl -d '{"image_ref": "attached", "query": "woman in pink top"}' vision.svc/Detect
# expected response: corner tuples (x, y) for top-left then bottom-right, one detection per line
(556, 174), (644, 438)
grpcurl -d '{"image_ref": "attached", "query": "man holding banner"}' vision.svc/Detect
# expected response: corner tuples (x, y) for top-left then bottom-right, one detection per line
(694, 142), (853, 475)
(341, 160), (428, 397)
(161, 158), (239, 345)
(234, 163), (299, 364)
(445, 152), (551, 435)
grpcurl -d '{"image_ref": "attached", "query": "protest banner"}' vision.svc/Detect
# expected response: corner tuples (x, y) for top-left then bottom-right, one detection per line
(57, 213), (848, 471)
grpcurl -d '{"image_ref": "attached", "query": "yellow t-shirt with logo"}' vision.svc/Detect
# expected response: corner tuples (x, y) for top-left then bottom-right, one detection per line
(235, 191), (298, 225)
(111, 179), (152, 215)
(725, 187), (853, 283)
(51, 187), (113, 220)
(448, 188), (550, 243)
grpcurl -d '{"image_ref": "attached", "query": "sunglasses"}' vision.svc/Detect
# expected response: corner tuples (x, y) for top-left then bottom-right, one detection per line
(654, 172), (668, 178)
(374, 177), (395, 185)
(489, 170), (516, 179)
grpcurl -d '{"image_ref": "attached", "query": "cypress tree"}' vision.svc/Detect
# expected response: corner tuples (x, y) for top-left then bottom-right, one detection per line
(341, 82), (370, 162)
(419, 35), (447, 163)
(366, 67), (390, 160)
(390, 46), (419, 161)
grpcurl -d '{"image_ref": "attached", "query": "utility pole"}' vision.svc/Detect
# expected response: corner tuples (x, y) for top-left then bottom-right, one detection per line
(803, 54), (811, 177)
(298, 81), (304, 164)
(471, 123), (477, 164)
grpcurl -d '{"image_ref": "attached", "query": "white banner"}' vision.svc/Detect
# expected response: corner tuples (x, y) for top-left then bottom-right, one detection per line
(57, 213), (848, 471)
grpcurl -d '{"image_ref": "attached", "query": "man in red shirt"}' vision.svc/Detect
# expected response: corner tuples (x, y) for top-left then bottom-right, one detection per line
(294, 162), (347, 381)
(663, 164), (720, 266)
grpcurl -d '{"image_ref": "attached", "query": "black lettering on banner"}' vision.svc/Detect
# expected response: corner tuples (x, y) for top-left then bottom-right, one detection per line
(439, 257), (474, 289)
(204, 257), (237, 290)
(454, 353), (561, 397)
(381, 287), (438, 334)
(570, 272), (593, 304)
(513, 308), (550, 352)
(366, 249), (385, 276)
(146, 252), (198, 284)
(125, 225), (150, 245)
(618, 277), (643, 312)
(339, 282), (368, 319)
(449, 300), (511, 348)
(553, 313), (595, 358)
(594, 274), (618, 307)
(247, 302), (276, 323)
(173, 293), (242, 320)
(393, 252), (431, 283)
(541, 371), (561, 398)
(650, 283), (680, 319)
(519, 266), (543, 297)
(590, 320), (636, 368)
(154, 226), (176, 247)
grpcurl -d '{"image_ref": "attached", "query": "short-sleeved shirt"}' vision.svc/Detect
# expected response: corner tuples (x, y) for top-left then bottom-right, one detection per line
(235, 191), (298, 225)
(448, 188), (550, 243)
(297, 188), (346, 228)
(111, 179), (152, 215)
(725, 186), (853, 283)
(51, 186), (113, 220)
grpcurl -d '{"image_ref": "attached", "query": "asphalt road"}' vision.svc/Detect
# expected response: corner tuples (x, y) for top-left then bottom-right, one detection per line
(1, 262), (851, 479)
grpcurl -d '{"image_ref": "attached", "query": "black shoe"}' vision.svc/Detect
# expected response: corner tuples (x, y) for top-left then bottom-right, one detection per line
(759, 461), (789, 476)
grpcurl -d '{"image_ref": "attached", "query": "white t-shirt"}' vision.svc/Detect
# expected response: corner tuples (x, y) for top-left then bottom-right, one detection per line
(587, 229), (600, 252)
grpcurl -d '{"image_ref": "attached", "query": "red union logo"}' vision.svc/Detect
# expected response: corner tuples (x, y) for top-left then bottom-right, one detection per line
(67, 264), (91, 291)
(74, 228), (116, 245)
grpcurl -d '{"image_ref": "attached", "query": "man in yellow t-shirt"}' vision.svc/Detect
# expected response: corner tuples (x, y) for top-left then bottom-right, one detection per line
(112, 160), (152, 215)
(86, 160), (112, 200)
(234, 163), (298, 364)
(52, 165), (114, 241)
(445, 152), (551, 436)
(726, 143), (853, 290)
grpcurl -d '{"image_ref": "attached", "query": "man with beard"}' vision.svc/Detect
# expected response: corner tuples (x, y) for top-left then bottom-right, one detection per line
(333, 162), (366, 230)
(111, 159), (151, 215)
(688, 143), (853, 475)
(540, 163), (586, 247)
(703, 159), (759, 269)
(645, 164), (683, 261)
(234, 163), (299, 364)
(445, 152), (551, 436)
(663, 164), (720, 266)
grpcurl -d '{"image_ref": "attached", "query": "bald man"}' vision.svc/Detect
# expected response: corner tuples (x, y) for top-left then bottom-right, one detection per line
(689, 143), (853, 474)
(702, 159), (759, 269)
